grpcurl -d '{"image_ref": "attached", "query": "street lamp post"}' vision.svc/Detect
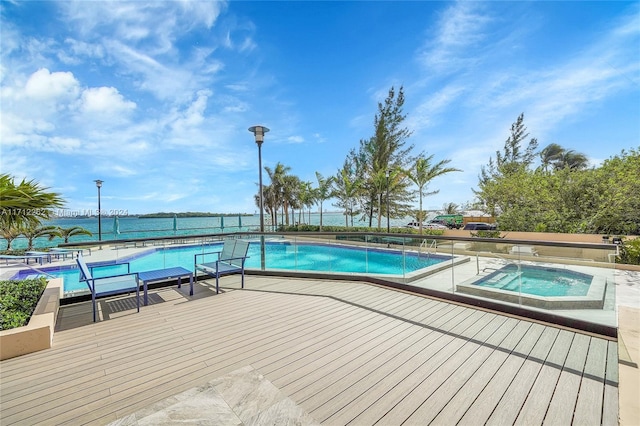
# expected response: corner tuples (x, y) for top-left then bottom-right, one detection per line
(386, 170), (390, 234)
(94, 179), (103, 241)
(249, 125), (270, 270)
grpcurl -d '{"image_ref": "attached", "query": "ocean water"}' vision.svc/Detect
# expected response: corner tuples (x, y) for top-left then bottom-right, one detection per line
(5, 212), (419, 250)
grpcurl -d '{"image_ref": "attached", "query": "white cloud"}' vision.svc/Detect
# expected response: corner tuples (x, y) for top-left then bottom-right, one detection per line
(169, 90), (210, 135)
(58, 38), (105, 64)
(0, 112), (55, 145)
(287, 135), (304, 144)
(24, 68), (80, 102)
(81, 86), (136, 114)
(45, 136), (82, 153)
(407, 85), (465, 132)
(417, 2), (492, 72)
(94, 164), (138, 178)
(471, 7), (640, 139)
(61, 1), (226, 51)
(313, 133), (326, 144)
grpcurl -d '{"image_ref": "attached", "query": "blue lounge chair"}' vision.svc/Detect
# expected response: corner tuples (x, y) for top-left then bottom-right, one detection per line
(194, 239), (250, 294)
(76, 255), (140, 322)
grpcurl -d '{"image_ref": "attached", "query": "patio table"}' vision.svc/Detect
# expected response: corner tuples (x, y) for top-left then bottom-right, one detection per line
(137, 267), (193, 306)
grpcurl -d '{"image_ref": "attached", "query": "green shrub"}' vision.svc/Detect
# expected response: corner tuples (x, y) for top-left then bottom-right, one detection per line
(276, 224), (445, 236)
(470, 230), (503, 239)
(617, 238), (640, 265)
(0, 278), (48, 330)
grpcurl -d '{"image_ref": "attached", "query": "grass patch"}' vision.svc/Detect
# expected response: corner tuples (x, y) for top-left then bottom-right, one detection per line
(0, 278), (48, 331)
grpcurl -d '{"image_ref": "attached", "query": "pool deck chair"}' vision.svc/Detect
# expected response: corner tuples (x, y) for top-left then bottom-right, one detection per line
(76, 255), (140, 322)
(194, 239), (250, 294)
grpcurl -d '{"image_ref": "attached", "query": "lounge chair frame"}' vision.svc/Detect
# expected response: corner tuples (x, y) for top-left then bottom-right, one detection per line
(194, 239), (250, 294)
(76, 255), (140, 322)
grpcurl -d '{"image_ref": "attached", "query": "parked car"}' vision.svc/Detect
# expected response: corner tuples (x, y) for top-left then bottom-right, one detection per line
(406, 221), (447, 230)
(405, 221), (423, 229)
(424, 222), (448, 230)
(429, 219), (455, 229)
(463, 222), (497, 230)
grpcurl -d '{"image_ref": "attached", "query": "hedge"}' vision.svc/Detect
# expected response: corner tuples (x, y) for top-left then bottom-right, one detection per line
(0, 277), (48, 331)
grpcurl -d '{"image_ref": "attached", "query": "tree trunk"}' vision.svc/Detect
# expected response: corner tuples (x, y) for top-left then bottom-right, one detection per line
(377, 193), (382, 230)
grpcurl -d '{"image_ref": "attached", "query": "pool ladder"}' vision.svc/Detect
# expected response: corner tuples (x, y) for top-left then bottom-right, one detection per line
(476, 252), (524, 305)
(419, 239), (437, 259)
(478, 252), (521, 275)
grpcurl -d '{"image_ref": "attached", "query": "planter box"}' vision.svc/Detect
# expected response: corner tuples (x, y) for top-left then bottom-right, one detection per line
(0, 278), (62, 360)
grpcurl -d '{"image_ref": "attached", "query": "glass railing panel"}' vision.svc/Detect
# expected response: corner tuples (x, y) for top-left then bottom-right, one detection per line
(45, 232), (624, 334)
(401, 237), (460, 293)
(446, 239), (618, 331)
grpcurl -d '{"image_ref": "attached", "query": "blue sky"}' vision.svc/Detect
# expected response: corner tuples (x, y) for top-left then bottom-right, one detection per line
(1, 1), (639, 216)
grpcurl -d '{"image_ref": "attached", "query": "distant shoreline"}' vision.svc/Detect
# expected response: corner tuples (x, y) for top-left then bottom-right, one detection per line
(138, 212), (253, 219)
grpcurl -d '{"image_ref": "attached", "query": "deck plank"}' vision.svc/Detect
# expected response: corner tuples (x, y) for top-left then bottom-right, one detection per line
(431, 322), (546, 424)
(332, 314), (506, 425)
(0, 276), (619, 426)
(542, 332), (591, 425)
(317, 309), (491, 425)
(460, 325), (559, 425)
(573, 337), (609, 425)
(402, 320), (535, 425)
(371, 316), (519, 425)
(512, 329), (575, 426)
(602, 340), (620, 426)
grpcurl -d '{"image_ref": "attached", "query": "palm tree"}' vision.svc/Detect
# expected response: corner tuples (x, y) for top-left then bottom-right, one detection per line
(255, 183), (279, 230)
(1, 224), (22, 250)
(539, 144), (589, 171)
(21, 224), (61, 250)
(297, 181), (315, 225)
(264, 162), (291, 226)
(442, 202), (460, 214)
(557, 150), (589, 170)
(315, 172), (333, 231)
(0, 173), (65, 228)
(282, 174), (301, 226)
(58, 226), (92, 243)
(332, 163), (363, 227)
(539, 143), (564, 172)
(405, 155), (461, 234)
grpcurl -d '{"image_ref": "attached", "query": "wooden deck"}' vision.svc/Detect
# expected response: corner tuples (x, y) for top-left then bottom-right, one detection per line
(0, 276), (619, 425)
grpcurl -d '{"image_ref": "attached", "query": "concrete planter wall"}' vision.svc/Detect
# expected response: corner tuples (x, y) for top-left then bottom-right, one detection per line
(0, 278), (62, 360)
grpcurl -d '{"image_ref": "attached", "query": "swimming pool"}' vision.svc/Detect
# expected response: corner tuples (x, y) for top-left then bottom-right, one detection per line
(12, 241), (453, 295)
(456, 264), (606, 309)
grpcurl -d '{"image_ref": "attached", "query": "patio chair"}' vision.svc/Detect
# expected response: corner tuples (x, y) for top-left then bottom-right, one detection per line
(194, 239), (250, 293)
(76, 255), (140, 322)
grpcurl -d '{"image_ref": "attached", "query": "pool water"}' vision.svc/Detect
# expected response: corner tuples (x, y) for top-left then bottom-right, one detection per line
(13, 242), (450, 294)
(475, 264), (593, 297)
